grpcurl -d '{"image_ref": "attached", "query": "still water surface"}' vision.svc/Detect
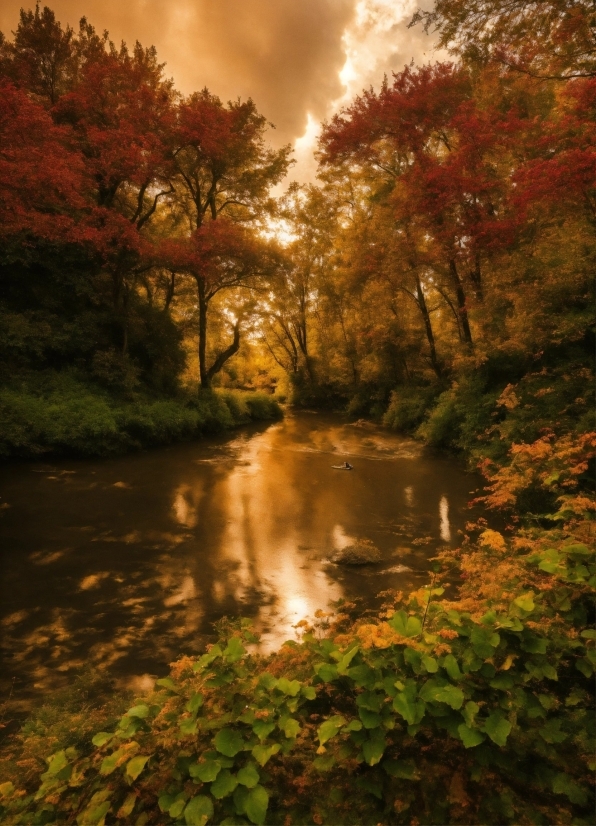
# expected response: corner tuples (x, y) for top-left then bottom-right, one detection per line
(0, 413), (480, 711)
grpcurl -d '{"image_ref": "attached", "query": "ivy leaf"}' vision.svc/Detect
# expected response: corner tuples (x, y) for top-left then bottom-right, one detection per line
(184, 795), (214, 826)
(337, 645), (360, 674)
(155, 677), (178, 692)
(457, 724), (485, 748)
(483, 711), (512, 746)
(552, 773), (589, 805)
(301, 685), (316, 700)
(125, 755), (149, 782)
(116, 792), (137, 819)
(422, 656), (438, 673)
(100, 747), (133, 776)
(313, 754), (336, 771)
(393, 690), (424, 725)
(245, 785), (269, 825)
(389, 610), (422, 637)
(126, 704), (149, 719)
(214, 728), (245, 757)
(513, 592), (535, 613)
(46, 751), (69, 776)
(277, 677), (301, 696)
(78, 800), (110, 825)
(317, 715), (346, 745)
(419, 679), (464, 710)
(170, 797), (188, 819)
(358, 708), (382, 729)
(180, 719), (198, 735)
(316, 663), (338, 682)
(211, 769), (238, 799)
(251, 743), (280, 766)
(237, 762), (260, 788)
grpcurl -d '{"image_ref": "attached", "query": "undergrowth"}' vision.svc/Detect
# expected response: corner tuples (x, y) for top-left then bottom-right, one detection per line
(0, 432), (593, 825)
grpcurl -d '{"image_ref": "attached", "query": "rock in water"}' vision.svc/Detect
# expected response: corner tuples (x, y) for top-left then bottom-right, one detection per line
(331, 539), (381, 565)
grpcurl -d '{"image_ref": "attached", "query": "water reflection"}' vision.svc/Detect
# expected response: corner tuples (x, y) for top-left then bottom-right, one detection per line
(0, 412), (479, 713)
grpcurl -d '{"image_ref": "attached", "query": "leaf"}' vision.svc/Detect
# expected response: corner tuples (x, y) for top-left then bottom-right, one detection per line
(301, 685), (316, 700)
(276, 677), (301, 696)
(211, 769), (238, 799)
(442, 654), (462, 680)
(237, 763), (260, 788)
(92, 732), (113, 748)
(552, 773), (589, 805)
(0, 782), (14, 800)
(155, 677), (178, 691)
(245, 785), (269, 825)
(393, 690), (424, 725)
(78, 800), (110, 826)
(252, 720), (275, 741)
(316, 663), (338, 682)
(463, 701), (479, 727)
(389, 610), (422, 637)
(46, 751), (69, 775)
(457, 724), (485, 748)
(126, 755), (149, 782)
(223, 637), (246, 663)
(362, 731), (386, 766)
(180, 718), (198, 735)
(184, 795), (214, 826)
(126, 704), (149, 719)
(513, 592), (535, 613)
(214, 728), (245, 757)
(100, 747), (131, 776)
(282, 718), (301, 738)
(482, 711), (512, 746)
(251, 743), (280, 766)
(358, 708), (382, 729)
(186, 692), (204, 715)
(337, 645), (360, 674)
(313, 754), (336, 771)
(190, 760), (221, 783)
(170, 797), (188, 819)
(117, 793), (137, 818)
(419, 679), (464, 710)
(317, 715), (346, 745)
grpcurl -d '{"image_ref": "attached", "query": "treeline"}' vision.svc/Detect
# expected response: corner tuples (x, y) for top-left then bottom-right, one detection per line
(266, 14), (594, 461)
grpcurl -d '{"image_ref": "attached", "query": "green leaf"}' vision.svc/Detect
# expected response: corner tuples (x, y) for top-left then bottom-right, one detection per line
(316, 663), (338, 682)
(184, 795), (214, 826)
(362, 731), (386, 766)
(245, 785), (269, 825)
(126, 704), (149, 719)
(389, 610), (422, 637)
(513, 592), (535, 613)
(126, 755), (149, 782)
(483, 711), (512, 746)
(383, 759), (418, 779)
(457, 724), (485, 748)
(170, 797), (188, 819)
(252, 721), (275, 741)
(442, 654), (462, 680)
(317, 715), (346, 745)
(419, 679), (464, 710)
(91, 732), (113, 748)
(0, 782), (14, 800)
(282, 718), (301, 738)
(100, 748), (129, 776)
(186, 692), (204, 715)
(190, 760), (219, 782)
(155, 677), (178, 691)
(343, 719), (363, 732)
(422, 656), (438, 673)
(211, 769), (238, 799)
(337, 645), (360, 674)
(223, 637), (246, 663)
(277, 677), (301, 696)
(552, 773), (588, 805)
(214, 728), (245, 757)
(539, 718), (567, 744)
(463, 701), (479, 727)
(180, 718), (198, 735)
(301, 685), (316, 700)
(393, 690), (425, 725)
(237, 763), (260, 788)
(251, 743), (280, 766)
(358, 708), (382, 729)
(78, 800), (110, 825)
(313, 754), (336, 771)
(46, 751), (69, 776)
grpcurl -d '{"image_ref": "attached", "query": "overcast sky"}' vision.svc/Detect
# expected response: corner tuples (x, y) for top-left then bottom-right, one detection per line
(1, 0), (442, 182)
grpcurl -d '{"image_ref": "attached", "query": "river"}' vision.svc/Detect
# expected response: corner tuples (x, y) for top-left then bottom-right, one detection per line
(0, 412), (480, 712)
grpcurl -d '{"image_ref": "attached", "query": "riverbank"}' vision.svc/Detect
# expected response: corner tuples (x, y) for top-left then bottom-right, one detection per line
(0, 378), (282, 459)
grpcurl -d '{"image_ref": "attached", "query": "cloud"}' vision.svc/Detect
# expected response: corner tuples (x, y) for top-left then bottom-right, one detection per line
(1, 0), (442, 181)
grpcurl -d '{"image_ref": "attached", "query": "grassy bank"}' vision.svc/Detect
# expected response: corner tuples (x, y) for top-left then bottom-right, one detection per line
(0, 375), (282, 459)
(0, 426), (593, 824)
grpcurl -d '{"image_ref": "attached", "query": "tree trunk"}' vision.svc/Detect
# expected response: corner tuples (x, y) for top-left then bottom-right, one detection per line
(197, 276), (209, 388)
(206, 323), (241, 384)
(449, 259), (473, 346)
(415, 275), (442, 378)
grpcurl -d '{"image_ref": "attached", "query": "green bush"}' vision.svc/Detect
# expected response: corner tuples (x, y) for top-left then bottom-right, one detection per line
(382, 386), (439, 432)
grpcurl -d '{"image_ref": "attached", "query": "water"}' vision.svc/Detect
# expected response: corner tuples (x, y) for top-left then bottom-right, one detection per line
(0, 412), (480, 712)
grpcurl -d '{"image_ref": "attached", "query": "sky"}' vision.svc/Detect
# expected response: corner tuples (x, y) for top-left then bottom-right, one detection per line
(1, 0), (442, 182)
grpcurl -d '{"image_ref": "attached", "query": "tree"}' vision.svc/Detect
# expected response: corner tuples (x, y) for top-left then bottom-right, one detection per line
(164, 90), (291, 388)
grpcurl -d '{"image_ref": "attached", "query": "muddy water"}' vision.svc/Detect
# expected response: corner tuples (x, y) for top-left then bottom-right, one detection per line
(0, 412), (480, 711)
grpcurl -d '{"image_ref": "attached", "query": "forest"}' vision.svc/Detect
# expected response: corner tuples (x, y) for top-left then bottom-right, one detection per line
(0, 0), (594, 824)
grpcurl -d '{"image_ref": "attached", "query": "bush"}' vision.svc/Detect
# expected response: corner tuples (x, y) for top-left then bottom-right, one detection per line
(382, 385), (439, 432)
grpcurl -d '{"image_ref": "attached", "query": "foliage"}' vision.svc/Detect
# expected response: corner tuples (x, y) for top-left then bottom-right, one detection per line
(0, 379), (281, 458)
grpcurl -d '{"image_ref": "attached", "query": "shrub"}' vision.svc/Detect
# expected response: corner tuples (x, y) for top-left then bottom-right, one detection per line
(382, 386), (439, 432)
